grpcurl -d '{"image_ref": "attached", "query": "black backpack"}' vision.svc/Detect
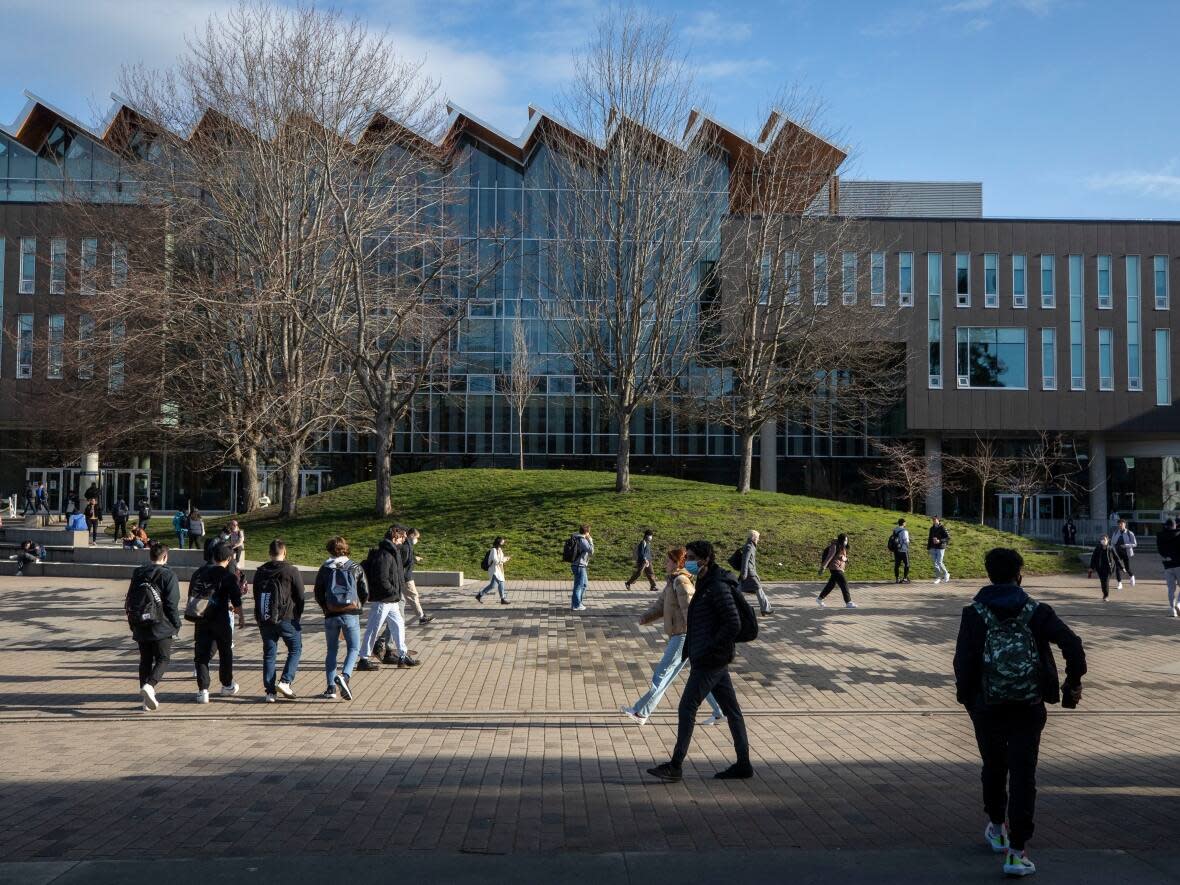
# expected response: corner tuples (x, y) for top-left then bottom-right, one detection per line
(254, 566), (288, 624)
(730, 583), (758, 643)
(184, 570), (220, 622)
(561, 536), (578, 563)
(481, 549), (493, 571)
(125, 569), (164, 628)
(887, 531), (899, 553)
(727, 546), (744, 571)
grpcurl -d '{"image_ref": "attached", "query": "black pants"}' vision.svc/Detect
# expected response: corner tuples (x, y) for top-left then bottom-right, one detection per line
(193, 618), (234, 691)
(86, 519), (99, 543)
(15, 552), (37, 573)
(1114, 547), (1133, 577)
(188, 533), (204, 550)
(137, 637), (172, 687)
(671, 664), (750, 768)
(819, 570), (851, 603)
(1097, 572), (1110, 599)
(114, 518), (127, 540)
(893, 552), (910, 581)
(969, 703), (1047, 851)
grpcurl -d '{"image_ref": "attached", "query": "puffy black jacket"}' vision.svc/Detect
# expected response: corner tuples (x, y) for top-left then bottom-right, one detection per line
(363, 539), (405, 603)
(927, 524), (950, 550)
(129, 564), (182, 642)
(252, 560), (306, 623)
(953, 583), (1086, 711)
(681, 565), (741, 668)
(1157, 526), (1180, 569)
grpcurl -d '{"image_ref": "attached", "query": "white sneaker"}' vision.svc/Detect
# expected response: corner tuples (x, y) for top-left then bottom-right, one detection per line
(219, 682), (239, 697)
(815, 596), (826, 608)
(141, 703), (151, 712)
(1117, 581), (1123, 591)
(1171, 605), (1178, 618)
(933, 578), (942, 585)
(701, 712), (726, 726)
(984, 822), (1010, 854)
(264, 694), (276, 703)
(1002, 850), (1036, 877)
(140, 683), (159, 711)
(620, 706), (647, 725)
(846, 602), (858, 609)
(1130, 575), (1136, 587)
(573, 605), (587, 611)
(944, 574), (951, 582)
(276, 681), (295, 699)
(196, 689), (209, 704)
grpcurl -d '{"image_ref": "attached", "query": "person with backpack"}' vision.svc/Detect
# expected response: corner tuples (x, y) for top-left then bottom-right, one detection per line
(568, 524), (594, 611)
(314, 536), (371, 699)
(889, 518), (911, 584)
(475, 537), (510, 604)
(35, 482), (49, 526)
(624, 530), (658, 592)
(136, 498), (152, 534)
(83, 496), (102, 546)
(357, 527), (420, 670)
(253, 539), (306, 702)
(928, 516), (951, 584)
(13, 540), (40, 575)
(622, 545), (724, 726)
(1156, 517), (1180, 617)
(953, 547), (1087, 879)
(227, 519), (246, 569)
(647, 540), (753, 783)
(1111, 518), (1137, 587)
(817, 534), (856, 609)
(1087, 534), (1120, 601)
(732, 530), (772, 616)
(172, 508), (189, 550)
(187, 509), (205, 550)
(112, 498), (130, 541)
(186, 541), (243, 703)
(126, 541), (182, 712)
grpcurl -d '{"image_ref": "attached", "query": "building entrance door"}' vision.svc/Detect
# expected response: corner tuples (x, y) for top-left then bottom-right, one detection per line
(24, 468), (64, 513)
(997, 494), (1021, 534)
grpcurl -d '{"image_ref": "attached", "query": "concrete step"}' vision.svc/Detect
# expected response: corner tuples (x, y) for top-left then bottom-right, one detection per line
(0, 559), (463, 586)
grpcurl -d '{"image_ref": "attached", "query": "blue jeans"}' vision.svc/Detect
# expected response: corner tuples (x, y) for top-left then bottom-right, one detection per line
(176, 530), (188, 549)
(323, 613), (360, 689)
(259, 620), (302, 694)
(930, 548), (950, 580)
(571, 565), (588, 608)
(478, 575), (506, 601)
(631, 633), (721, 719)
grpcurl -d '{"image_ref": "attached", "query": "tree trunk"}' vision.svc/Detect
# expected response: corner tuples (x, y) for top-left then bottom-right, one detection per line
(736, 429), (755, 493)
(373, 411), (394, 518)
(517, 410), (525, 471)
(614, 419), (632, 493)
(238, 447), (260, 514)
(978, 482), (987, 525)
(279, 444), (302, 518)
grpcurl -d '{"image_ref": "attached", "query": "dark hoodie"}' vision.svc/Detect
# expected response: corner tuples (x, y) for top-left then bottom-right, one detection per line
(1157, 524), (1180, 569)
(682, 564), (741, 668)
(362, 539), (405, 603)
(953, 583), (1086, 711)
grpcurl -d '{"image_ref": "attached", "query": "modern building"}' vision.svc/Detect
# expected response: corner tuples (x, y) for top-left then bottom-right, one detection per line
(1, 89), (1177, 530)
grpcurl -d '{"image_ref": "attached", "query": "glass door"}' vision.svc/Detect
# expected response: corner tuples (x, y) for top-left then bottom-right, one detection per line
(997, 494), (1020, 534)
(24, 468), (65, 514)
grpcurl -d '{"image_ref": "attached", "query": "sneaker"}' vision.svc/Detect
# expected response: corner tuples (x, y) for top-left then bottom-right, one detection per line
(620, 706), (647, 725)
(815, 596), (826, 608)
(276, 681), (295, 699)
(762, 608), (773, 616)
(1130, 575), (1136, 587)
(321, 687), (338, 700)
(219, 682), (239, 697)
(846, 602), (858, 609)
(624, 582), (632, 591)
(499, 599), (510, 605)
(264, 693), (276, 703)
(984, 822), (1010, 854)
(196, 689), (209, 704)
(474, 593), (483, 603)
(356, 658), (381, 671)
(646, 762), (683, 782)
(945, 574), (951, 582)
(382, 650), (401, 665)
(419, 615), (434, 624)
(398, 655), (420, 668)
(933, 578), (942, 585)
(1117, 581), (1124, 591)
(714, 762), (754, 780)
(701, 712), (726, 727)
(141, 683), (159, 711)
(1002, 850), (1036, 877)
(372, 642), (388, 659)
(573, 605), (587, 611)
(1171, 605), (1178, 618)
(335, 673), (353, 701)
(141, 703), (151, 712)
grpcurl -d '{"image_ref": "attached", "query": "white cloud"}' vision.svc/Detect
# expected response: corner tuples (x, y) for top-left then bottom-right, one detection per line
(943, 0), (994, 12)
(682, 10), (753, 43)
(1086, 165), (1180, 201)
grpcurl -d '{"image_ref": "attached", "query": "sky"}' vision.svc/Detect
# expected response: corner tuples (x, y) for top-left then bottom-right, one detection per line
(1, 0), (1178, 219)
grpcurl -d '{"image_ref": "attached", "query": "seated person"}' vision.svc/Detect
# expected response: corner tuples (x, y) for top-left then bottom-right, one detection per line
(13, 540), (40, 574)
(122, 531), (143, 550)
(131, 526), (150, 547)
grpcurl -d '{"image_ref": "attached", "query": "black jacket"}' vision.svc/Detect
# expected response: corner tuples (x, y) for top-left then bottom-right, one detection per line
(129, 563), (182, 642)
(927, 524), (950, 550)
(399, 543), (417, 581)
(1089, 544), (1117, 576)
(953, 583), (1086, 711)
(364, 539), (405, 603)
(1157, 525), (1180, 569)
(188, 563), (243, 622)
(313, 558), (370, 613)
(682, 564), (741, 668)
(252, 559), (306, 623)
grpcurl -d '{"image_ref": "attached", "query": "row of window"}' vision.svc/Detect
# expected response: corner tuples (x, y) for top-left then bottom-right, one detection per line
(12, 237), (127, 295)
(11, 312), (124, 389)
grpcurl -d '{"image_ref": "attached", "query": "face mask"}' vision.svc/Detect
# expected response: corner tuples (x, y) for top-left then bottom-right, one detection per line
(684, 560), (700, 575)
(412, 538), (418, 546)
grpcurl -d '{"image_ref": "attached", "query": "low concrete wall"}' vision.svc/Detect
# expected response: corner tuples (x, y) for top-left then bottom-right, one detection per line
(0, 528), (90, 548)
(0, 559), (464, 586)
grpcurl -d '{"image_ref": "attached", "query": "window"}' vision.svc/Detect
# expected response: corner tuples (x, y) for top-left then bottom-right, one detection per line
(17, 314), (34, 378)
(47, 314), (64, 379)
(1041, 328), (1057, 390)
(77, 313), (94, 380)
(899, 251), (913, 307)
(1012, 254), (1026, 308)
(1098, 328), (1114, 390)
(19, 238), (35, 294)
(1097, 255), (1112, 309)
(842, 252), (857, 305)
(870, 252), (885, 306)
(758, 251), (771, 305)
(984, 253), (998, 308)
(955, 327), (1028, 389)
(1156, 329), (1171, 406)
(50, 238), (67, 294)
(1069, 254), (1084, 390)
(813, 252), (828, 305)
(112, 242), (128, 289)
(1154, 255), (1169, 310)
(1040, 254), (1055, 308)
(785, 251), (800, 303)
(955, 252), (970, 307)
(928, 252), (942, 387)
(108, 320), (125, 392)
(1127, 256), (1142, 390)
(80, 238), (98, 296)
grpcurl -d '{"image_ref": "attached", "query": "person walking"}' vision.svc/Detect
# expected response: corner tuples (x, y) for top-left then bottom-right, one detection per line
(625, 530), (659, 592)
(172, 508), (188, 550)
(187, 509), (205, 550)
(357, 527), (420, 670)
(622, 545), (724, 726)
(569, 524), (594, 611)
(890, 518), (911, 583)
(136, 498), (152, 534)
(187, 541), (243, 703)
(738, 530), (772, 615)
(125, 541), (182, 712)
(1087, 534), (1120, 602)
(1061, 517), (1077, 546)
(253, 539), (306, 702)
(928, 516), (952, 584)
(83, 496), (102, 546)
(646, 540), (752, 782)
(1111, 519), (1137, 587)
(34, 482), (50, 526)
(22, 481), (35, 517)
(401, 528), (433, 625)
(227, 519), (246, 569)
(475, 537), (510, 604)
(1157, 517), (1180, 617)
(112, 498), (130, 541)
(953, 547), (1087, 878)
(314, 536), (370, 700)
(817, 534), (856, 609)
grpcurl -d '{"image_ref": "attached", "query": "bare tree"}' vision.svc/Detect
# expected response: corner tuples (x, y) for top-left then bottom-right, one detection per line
(944, 434), (1010, 525)
(862, 439), (940, 514)
(1000, 431), (1088, 535)
(502, 315), (537, 470)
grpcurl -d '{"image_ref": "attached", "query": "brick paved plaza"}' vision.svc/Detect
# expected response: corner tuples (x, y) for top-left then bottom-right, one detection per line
(0, 567), (1177, 883)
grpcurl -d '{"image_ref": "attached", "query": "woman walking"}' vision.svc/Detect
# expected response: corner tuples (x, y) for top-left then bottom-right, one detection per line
(817, 533), (857, 609)
(622, 546), (724, 726)
(475, 537), (510, 604)
(187, 510), (205, 550)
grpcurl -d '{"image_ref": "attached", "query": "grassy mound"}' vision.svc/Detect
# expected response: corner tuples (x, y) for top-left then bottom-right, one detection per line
(226, 469), (1073, 582)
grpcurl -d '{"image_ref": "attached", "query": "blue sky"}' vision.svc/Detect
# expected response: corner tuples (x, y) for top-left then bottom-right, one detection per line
(1, 0), (1177, 218)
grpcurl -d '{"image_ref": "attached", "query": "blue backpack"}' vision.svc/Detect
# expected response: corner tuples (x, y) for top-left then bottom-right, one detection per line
(325, 564), (360, 613)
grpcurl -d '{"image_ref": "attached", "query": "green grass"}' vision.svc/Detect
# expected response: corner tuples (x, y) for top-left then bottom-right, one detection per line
(222, 468), (1076, 582)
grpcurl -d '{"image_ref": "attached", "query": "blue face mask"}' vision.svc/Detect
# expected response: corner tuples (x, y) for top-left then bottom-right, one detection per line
(684, 560), (700, 575)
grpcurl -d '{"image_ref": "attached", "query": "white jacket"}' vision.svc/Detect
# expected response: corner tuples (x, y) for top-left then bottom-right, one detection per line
(487, 547), (506, 580)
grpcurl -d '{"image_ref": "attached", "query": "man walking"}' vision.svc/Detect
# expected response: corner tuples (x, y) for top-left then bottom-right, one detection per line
(647, 540), (752, 783)
(891, 518), (911, 583)
(570, 524), (594, 611)
(928, 516), (951, 584)
(188, 541), (243, 703)
(738, 530), (772, 615)
(126, 541), (181, 712)
(625, 530), (659, 592)
(953, 547), (1086, 878)
(1157, 517), (1180, 617)
(136, 497), (152, 535)
(253, 539), (306, 701)
(83, 496), (102, 546)
(113, 498), (130, 541)
(34, 482), (50, 526)
(358, 526), (420, 670)
(1111, 518), (1137, 587)
(401, 527), (433, 625)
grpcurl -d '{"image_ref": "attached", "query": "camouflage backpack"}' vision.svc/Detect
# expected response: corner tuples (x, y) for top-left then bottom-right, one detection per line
(974, 600), (1042, 705)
